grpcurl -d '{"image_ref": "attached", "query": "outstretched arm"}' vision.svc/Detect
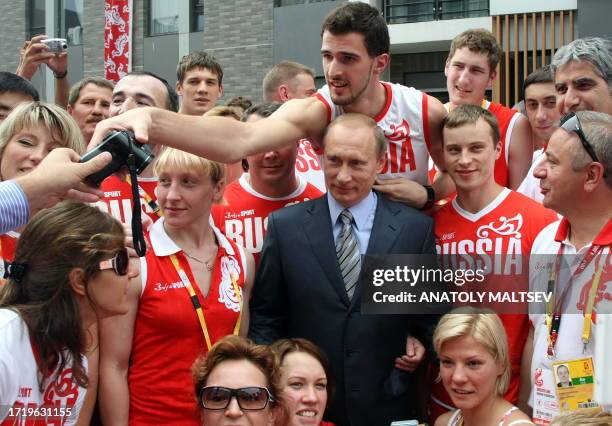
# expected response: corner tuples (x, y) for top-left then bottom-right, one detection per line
(89, 97), (329, 163)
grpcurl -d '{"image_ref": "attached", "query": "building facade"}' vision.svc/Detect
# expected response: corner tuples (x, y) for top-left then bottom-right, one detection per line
(0, 0), (608, 106)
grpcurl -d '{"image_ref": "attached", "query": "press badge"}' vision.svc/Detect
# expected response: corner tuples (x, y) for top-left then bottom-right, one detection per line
(552, 357), (599, 412)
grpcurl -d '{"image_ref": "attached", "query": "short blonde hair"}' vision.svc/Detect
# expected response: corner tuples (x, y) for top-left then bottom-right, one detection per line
(153, 147), (225, 184)
(0, 101), (86, 161)
(433, 307), (510, 396)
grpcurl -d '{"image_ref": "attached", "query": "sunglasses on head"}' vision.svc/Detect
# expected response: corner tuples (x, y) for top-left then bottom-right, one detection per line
(198, 386), (273, 411)
(98, 248), (129, 276)
(560, 112), (601, 164)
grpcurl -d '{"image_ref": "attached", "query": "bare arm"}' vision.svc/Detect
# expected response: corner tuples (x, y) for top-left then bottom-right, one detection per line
(373, 94), (452, 208)
(508, 115), (533, 190)
(98, 269), (141, 426)
(518, 324), (534, 417)
(54, 73), (70, 108)
(89, 97), (329, 163)
(16, 35), (70, 108)
(239, 251), (255, 336)
(75, 322), (99, 425)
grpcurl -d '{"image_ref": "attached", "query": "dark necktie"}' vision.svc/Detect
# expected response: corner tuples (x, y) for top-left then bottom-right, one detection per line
(336, 209), (361, 300)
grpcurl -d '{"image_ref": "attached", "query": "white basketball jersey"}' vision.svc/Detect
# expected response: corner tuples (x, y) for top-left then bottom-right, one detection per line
(315, 81), (431, 184)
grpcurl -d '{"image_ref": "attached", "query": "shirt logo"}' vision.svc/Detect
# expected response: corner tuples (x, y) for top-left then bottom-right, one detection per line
(218, 255), (242, 312)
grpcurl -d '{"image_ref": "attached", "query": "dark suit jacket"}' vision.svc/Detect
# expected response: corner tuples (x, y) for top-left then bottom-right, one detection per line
(249, 193), (438, 426)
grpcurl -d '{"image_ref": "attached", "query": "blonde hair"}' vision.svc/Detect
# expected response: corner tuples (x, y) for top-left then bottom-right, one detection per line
(0, 102), (85, 162)
(153, 147), (225, 184)
(203, 105), (243, 121)
(550, 408), (612, 426)
(433, 307), (511, 396)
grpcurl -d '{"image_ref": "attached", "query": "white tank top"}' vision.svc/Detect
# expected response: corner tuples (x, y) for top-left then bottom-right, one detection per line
(315, 81), (431, 184)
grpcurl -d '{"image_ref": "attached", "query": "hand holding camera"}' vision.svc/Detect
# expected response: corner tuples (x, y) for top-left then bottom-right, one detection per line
(80, 130), (154, 187)
(16, 35), (68, 80)
(80, 131), (155, 257)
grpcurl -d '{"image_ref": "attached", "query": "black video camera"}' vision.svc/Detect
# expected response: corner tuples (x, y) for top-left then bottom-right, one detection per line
(80, 130), (154, 187)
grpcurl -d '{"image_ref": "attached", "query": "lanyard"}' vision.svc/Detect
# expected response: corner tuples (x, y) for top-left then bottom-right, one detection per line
(169, 253), (242, 351)
(546, 244), (605, 357)
(125, 175), (162, 217)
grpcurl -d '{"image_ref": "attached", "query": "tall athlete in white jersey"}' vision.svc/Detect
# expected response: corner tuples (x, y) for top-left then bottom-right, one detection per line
(91, 3), (448, 209)
(317, 82), (432, 184)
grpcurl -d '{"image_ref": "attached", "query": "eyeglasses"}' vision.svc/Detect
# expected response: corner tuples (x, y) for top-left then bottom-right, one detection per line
(198, 386), (273, 411)
(98, 248), (129, 276)
(560, 112), (601, 164)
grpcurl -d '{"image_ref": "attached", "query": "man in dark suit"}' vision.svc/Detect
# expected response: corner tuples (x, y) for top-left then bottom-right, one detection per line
(249, 113), (438, 426)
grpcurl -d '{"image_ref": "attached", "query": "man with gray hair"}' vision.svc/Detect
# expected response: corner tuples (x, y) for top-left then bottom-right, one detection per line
(551, 37), (612, 115)
(526, 111), (612, 423)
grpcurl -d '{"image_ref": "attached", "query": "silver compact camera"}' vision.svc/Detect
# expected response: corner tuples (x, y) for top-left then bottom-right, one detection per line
(41, 38), (68, 53)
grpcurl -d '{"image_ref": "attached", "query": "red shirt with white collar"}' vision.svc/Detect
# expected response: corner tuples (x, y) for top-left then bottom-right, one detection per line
(212, 174), (323, 264)
(94, 175), (160, 226)
(529, 218), (612, 424)
(128, 218), (248, 426)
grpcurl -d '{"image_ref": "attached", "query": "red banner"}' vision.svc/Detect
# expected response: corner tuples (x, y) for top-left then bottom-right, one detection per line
(104, 0), (132, 82)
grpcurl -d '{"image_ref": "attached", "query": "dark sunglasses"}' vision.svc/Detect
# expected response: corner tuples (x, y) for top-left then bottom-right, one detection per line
(98, 248), (129, 276)
(199, 386), (273, 411)
(560, 112), (601, 164)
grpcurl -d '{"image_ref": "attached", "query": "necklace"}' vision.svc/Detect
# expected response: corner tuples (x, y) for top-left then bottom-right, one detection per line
(183, 250), (217, 272)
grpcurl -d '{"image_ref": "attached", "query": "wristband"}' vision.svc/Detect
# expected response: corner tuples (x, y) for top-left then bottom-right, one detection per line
(53, 70), (68, 79)
(422, 185), (435, 210)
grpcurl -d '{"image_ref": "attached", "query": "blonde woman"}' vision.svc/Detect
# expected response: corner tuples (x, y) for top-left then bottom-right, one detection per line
(99, 147), (255, 426)
(0, 101), (85, 265)
(434, 308), (534, 426)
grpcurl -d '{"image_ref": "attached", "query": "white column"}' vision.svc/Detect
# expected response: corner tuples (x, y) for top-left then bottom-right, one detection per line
(44, 0), (57, 102)
(178, 1), (191, 60)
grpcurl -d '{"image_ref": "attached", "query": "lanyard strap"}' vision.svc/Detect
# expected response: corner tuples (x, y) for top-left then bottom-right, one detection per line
(169, 253), (242, 351)
(546, 244), (605, 356)
(125, 175), (162, 217)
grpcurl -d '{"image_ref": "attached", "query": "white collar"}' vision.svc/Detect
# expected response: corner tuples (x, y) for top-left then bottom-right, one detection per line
(149, 217), (235, 257)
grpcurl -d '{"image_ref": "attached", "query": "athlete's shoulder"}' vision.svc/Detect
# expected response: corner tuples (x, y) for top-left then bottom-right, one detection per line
(433, 200), (459, 221)
(506, 191), (557, 218)
(302, 182), (324, 198)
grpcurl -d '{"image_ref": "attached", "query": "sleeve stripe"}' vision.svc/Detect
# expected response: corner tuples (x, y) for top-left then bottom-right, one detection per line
(422, 92), (432, 152)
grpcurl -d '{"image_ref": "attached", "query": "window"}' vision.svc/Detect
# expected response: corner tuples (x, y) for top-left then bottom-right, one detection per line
(191, 0), (204, 32)
(438, 0), (488, 20)
(384, 0), (489, 24)
(148, 0), (178, 35)
(385, 0), (435, 24)
(27, 0), (46, 39)
(60, 0), (84, 45)
(274, 0), (334, 7)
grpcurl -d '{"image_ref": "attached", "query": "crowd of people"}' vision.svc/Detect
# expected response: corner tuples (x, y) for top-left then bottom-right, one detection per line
(0, 2), (610, 426)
